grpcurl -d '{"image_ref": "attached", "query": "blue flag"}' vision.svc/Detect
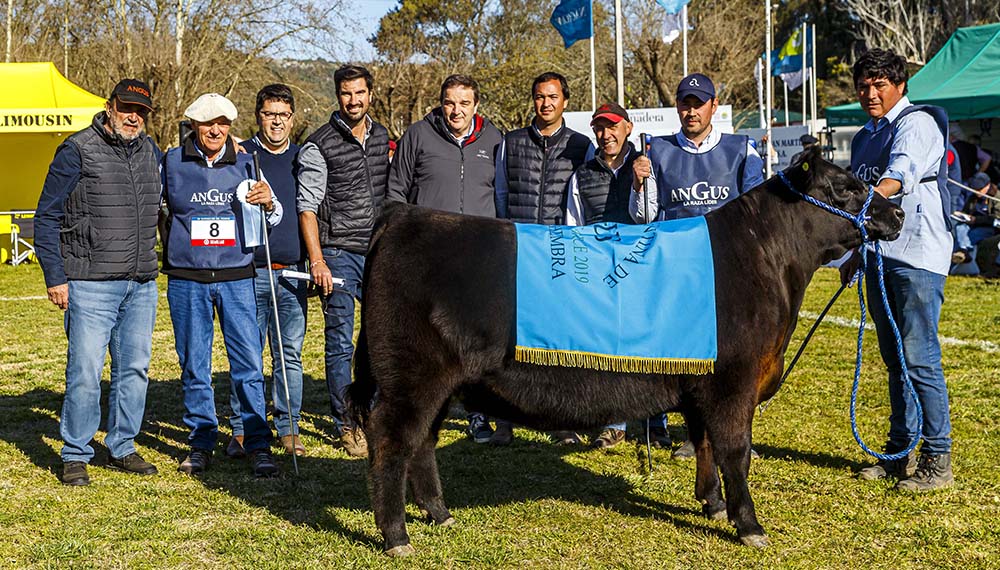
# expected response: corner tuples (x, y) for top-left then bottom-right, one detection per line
(550, 0), (592, 49)
(655, 0), (691, 14)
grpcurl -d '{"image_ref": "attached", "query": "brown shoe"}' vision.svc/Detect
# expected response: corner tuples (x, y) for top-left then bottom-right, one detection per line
(859, 450), (916, 481)
(280, 434), (306, 456)
(225, 435), (245, 459)
(896, 453), (953, 492)
(592, 428), (625, 449)
(550, 431), (582, 445)
(341, 426), (369, 458)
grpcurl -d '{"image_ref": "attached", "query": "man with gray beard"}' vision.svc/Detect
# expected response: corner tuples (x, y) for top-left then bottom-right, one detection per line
(35, 79), (163, 486)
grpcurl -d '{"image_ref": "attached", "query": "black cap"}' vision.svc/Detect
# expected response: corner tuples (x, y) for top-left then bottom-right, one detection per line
(109, 79), (153, 110)
(800, 134), (819, 145)
(676, 73), (715, 103)
(591, 102), (630, 125)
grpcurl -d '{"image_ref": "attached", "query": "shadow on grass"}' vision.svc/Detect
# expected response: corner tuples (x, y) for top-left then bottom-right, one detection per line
(0, 377), (851, 550)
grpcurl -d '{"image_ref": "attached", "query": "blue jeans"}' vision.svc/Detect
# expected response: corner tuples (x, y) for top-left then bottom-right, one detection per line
(61, 279), (157, 463)
(865, 256), (952, 454)
(167, 277), (272, 453)
(323, 248), (365, 432)
(229, 266), (307, 437)
(607, 413), (667, 433)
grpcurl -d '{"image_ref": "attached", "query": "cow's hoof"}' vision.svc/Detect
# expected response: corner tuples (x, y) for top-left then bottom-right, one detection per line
(740, 534), (770, 548)
(438, 516), (456, 527)
(702, 502), (727, 521)
(385, 544), (416, 557)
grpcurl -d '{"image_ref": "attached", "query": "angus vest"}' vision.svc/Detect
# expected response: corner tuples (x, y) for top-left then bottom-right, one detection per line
(650, 133), (749, 220)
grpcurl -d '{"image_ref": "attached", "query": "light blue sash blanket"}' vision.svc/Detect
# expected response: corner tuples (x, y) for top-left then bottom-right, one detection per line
(514, 218), (717, 374)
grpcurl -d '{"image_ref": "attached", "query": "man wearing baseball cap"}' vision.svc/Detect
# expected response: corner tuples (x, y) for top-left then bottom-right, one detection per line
(35, 79), (162, 485)
(161, 92), (284, 478)
(629, 73), (765, 458)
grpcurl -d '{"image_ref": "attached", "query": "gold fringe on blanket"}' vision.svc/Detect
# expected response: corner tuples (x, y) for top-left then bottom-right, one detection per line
(515, 346), (715, 375)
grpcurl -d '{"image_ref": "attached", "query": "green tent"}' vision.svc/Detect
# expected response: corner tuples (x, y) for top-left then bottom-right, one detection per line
(826, 23), (1000, 126)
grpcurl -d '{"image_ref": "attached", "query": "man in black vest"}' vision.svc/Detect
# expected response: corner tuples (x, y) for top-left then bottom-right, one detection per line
(495, 71), (593, 224)
(297, 65), (390, 458)
(490, 71), (594, 446)
(565, 102), (637, 226)
(35, 79), (161, 486)
(226, 84), (307, 459)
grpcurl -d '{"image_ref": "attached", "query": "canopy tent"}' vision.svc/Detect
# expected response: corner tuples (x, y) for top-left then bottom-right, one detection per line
(0, 62), (105, 211)
(826, 23), (1000, 126)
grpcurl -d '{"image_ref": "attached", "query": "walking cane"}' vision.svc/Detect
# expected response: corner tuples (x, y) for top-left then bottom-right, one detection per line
(253, 152), (300, 476)
(639, 133), (654, 474)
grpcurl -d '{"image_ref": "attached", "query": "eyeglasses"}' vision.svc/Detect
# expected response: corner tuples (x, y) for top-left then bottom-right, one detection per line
(260, 111), (293, 121)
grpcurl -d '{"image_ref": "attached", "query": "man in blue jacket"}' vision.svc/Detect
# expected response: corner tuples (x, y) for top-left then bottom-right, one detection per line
(35, 79), (162, 486)
(162, 93), (283, 478)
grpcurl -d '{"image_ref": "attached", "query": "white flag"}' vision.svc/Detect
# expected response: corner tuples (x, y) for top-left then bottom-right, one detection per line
(662, 12), (684, 44)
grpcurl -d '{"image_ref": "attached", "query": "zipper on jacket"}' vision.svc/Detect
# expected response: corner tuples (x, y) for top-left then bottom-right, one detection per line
(127, 141), (141, 280)
(537, 135), (548, 224)
(459, 147), (465, 214)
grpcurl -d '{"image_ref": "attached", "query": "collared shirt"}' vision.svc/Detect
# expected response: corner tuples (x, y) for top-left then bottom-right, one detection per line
(564, 147), (632, 227)
(190, 137), (282, 225)
(450, 121), (475, 146)
(628, 127), (764, 223)
(494, 123), (596, 218)
(296, 114), (373, 214)
(250, 134), (291, 155)
(855, 96), (951, 274)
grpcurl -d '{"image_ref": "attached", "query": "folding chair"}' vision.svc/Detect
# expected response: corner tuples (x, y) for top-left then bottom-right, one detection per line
(0, 213), (35, 265)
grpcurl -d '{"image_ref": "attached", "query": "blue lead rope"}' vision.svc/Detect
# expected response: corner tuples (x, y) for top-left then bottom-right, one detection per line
(777, 171), (922, 462)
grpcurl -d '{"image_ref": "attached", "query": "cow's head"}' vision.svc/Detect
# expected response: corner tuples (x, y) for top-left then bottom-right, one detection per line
(781, 148), (904, 262)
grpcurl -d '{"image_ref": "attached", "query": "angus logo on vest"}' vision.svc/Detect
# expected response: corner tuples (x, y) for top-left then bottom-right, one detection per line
(189, 188), (235, 206)
(854, 163), (881, 184)
(668, 181), (731, 207)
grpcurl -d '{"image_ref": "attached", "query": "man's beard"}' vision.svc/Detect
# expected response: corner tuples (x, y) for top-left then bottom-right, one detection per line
(109, 115), (143, 141)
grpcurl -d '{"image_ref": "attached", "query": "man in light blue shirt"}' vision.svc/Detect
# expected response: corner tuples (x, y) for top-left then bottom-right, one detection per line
(844, 48), (954, 492)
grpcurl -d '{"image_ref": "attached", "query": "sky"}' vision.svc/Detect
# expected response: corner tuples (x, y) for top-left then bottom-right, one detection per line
(335, 0), (398, 61)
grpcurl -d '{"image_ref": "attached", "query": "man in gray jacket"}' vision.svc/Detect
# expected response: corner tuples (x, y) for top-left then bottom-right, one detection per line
(387, 74), (502, 217)
(387, 74), (502, 442)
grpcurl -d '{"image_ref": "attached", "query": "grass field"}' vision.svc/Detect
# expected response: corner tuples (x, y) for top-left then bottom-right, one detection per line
(0, 263), (998, 569)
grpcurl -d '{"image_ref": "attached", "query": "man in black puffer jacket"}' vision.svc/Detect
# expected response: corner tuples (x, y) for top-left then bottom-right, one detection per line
(297, 65), (390, 458)
(35, 79), (162, 486)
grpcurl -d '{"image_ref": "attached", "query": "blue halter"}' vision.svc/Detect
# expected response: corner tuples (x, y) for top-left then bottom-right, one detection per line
(777, 169), (922, 463)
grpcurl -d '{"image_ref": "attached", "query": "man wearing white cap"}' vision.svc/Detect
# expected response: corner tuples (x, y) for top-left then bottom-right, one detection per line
(161, 93), (283, 478)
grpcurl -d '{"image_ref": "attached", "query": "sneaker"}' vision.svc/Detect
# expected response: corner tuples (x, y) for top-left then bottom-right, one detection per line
(280, 434), (306, 456)
(108, 452), (158, 475)
(225, 435), (246, 459)
(466, 415), (493, 444)
(649, 426), (672, 449)
(249, 449), (279, 478)
(341, 426), (369, 458)
(951, 250), (971, 265)
(490, 421), (514, 446)
(61, 461), (90, 486)
(592, 428), (626, 449)
(672, 439), (696, 459)
(896, 453), (954, 492)
(178, 448), (212, 475)
(858, 450), (916, 481)
(550, 431), (582, 445)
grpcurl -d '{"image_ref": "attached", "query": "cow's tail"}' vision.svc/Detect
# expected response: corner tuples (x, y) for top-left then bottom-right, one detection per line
(346, 322), (376, 429)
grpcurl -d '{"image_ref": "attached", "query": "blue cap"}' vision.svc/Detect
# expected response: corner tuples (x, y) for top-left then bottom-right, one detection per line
(676, 73), (716, 102)
(968, 172), (991, 191)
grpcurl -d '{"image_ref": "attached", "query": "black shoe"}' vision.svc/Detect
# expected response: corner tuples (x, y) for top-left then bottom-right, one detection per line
(225, 435), (246, 459)
(249, 449), (279, 478)
(858, 450), (916, 481)
(672, 439), (696, 459)
(649, 426), (672, 449)
(108, 452), (158, 475)
(61, 461), (90, 486)
(550, 430), (582, 445)
(490, 421), (514, 446)
(896, 453), (954, 492)
(179, 448), (212, 475)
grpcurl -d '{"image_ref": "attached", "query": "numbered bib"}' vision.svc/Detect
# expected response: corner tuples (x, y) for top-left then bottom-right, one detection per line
(191, 216), (236, 246)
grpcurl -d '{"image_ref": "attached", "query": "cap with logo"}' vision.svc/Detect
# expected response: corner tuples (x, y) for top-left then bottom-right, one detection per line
(110, 79), (153, 110)
(591, 102), (630, 125)
(676, 73), (716, 103)
(184, 93), (239, 122)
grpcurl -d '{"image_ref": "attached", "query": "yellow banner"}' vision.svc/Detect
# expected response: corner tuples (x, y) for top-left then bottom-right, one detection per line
(0, 107), (99, 133)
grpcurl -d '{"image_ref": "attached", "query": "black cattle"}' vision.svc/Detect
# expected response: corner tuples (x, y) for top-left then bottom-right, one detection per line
(347, 150), (904, 556)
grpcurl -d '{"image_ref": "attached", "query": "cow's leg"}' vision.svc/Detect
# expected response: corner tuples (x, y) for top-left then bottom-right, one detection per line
(708, 408), (768, 548)
(367, 399), (417, 556)
(687, 414), (726, 520)
(408, 404), (454, 526)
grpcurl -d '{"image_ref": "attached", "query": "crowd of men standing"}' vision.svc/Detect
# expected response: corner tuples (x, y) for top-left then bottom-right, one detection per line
(34, 50), (954, 494)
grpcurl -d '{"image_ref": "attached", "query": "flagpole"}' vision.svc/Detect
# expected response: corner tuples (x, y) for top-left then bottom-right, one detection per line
(614, 0), (624, 105)
(765, 0), (773, 178)
(783, 80), (789, 126)
(801, 20), (807, 128)
(682, 5), (688, 76)
(590, 0), (596, 111)
(810, 23), (818, 135)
